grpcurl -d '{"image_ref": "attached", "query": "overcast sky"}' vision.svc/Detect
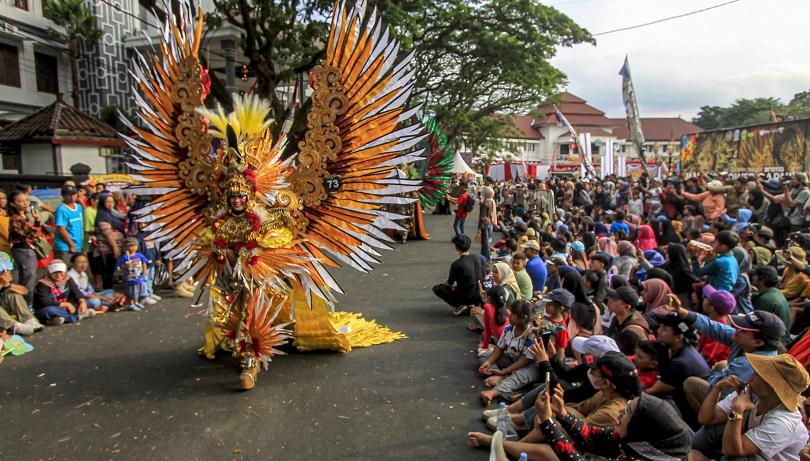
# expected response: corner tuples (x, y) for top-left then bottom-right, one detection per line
(548, 0), (810, 120)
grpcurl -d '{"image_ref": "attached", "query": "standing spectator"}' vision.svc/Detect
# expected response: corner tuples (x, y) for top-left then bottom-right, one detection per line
(0, 252), (42, 335)
(758, 173), (810, 233)
(432, 235), (484, 315)
(725, 178), (749, 216)
(53, 185), (84, 262)
(522, 240), (547, 296)
(32, 259), (90, 325)
(0, 190), (7, 216)
(681, 180), (727, 222)
(7, 190), (41, 300)
(93, 193), (126, 290)
(135, 223), (162, 305)
(478, 186), (497, 263)
(118, 237), (148, 311)
(447, 182), (471, 236)
(83, 193), (99, 253)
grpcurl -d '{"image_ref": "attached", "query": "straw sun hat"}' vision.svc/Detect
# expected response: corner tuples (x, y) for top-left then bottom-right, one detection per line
(746, 353), (810, 411)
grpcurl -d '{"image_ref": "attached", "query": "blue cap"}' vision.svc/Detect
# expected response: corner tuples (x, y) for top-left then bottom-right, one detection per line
(0, 252), (13, 272)
(570, 241), (585, 253)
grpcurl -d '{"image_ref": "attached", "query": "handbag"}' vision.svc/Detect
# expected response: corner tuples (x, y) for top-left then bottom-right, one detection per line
(32, 238), (52, 259)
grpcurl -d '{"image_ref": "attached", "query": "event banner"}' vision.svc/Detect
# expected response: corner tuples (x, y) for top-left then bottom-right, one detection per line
(680, 118), (810, 179)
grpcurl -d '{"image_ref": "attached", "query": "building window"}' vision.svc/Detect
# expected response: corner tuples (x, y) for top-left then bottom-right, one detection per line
(0, 43), (21, 87)
(15, 0), (28, 11)
(558, 143), (570, 160)
(35, 52), (59, 94)
(2, 154), (18, 171)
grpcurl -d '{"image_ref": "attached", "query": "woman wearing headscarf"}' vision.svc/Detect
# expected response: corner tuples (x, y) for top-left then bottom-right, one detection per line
(748, 246), (773, 266)
(478, 186), (497, 263)
(492, 262), (521, 301)
(596, 237), (619, 257)
(581, 231), (596, 256)
(93, 192), (127, 290)
(613, 241), (638, 279)
(662, 243), (700, 307)
(641, 278), (673, 319)
(653, 218), (680, 248)
(635, 224), (658, 251)
(471, 391), (692, 461)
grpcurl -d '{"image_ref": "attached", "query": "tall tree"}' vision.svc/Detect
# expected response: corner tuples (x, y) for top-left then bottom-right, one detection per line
(693, 97), (785, 130)
(46, 0), (102, 108)
(786, 90), (810, 119)
(207, 0), (592, 154)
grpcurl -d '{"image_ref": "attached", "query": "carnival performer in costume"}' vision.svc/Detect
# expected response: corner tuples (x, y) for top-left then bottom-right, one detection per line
(122, 0), (423, 389)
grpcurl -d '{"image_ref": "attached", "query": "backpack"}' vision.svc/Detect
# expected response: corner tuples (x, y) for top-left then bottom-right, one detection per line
(463, 194), (476, 212)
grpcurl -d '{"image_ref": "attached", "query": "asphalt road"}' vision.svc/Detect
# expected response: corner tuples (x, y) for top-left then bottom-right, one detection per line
(0, 211), (492, 461)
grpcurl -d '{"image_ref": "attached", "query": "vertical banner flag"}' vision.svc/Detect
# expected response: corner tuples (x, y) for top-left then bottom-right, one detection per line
(619, 56), (648, 166)
(554, 105), (597, 177)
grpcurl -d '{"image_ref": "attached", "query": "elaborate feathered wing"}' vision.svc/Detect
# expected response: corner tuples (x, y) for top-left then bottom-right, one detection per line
(287, 0), (426, 283)
(119, 0), (217, 282)
(417, 117), (454, 207)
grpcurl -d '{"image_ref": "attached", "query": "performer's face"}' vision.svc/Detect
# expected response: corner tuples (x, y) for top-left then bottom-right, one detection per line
(229, 194), (247, 212)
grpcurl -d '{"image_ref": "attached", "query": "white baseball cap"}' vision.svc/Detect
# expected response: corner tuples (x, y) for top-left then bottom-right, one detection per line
(571, 335), (620, 358)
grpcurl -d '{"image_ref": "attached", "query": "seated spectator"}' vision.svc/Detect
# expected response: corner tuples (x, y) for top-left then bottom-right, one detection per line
(750, 266), (791, 338)
(0, 252), (42, 336)
(68, 253), (112, 314)
(588, 253), (612, 306)
(510, 252), (533, 300)
(634, 340), (668, 390)
(492, 261), (521, 301)
(696, 284), (735, 367)
(432, 234), (484, 315)
(640, 278), (673, 327)
(605, 286), (652, 356)
(478, 300), (539, 406)
(475, 285), (510, 350)
(693, 230), (739, 292)
(32, 259), (91, 325)
(692, 354), (809, 461)
(647, 312), (711, 428)
(777, 246), (810, 301)
(470, 392), (692, 461)
(523, 240), (547, 296)
(667, 295), (785, 415)
(613, 240), (638, 279)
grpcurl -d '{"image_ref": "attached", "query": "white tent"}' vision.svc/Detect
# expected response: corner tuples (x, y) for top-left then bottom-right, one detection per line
(450, 152), (475, 174)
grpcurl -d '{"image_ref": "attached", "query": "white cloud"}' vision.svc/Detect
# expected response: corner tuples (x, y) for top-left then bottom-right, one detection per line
(548, 0), (810, 119)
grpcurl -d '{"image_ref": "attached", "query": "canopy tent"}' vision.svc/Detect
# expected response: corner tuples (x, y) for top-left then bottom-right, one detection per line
(450, 152), (475, 174)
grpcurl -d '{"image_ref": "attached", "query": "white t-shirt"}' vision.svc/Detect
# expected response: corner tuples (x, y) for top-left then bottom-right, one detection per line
(496, 325), (536, 362)
(68, 268), (93, 295)
(717, 392), (808, 461)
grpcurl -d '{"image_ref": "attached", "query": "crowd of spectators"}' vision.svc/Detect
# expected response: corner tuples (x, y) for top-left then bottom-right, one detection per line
(0, 182), (196, 358)
(433, 172), (810, 461)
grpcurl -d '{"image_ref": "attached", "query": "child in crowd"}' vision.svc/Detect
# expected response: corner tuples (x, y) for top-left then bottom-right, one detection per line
(634, 340), (668, 389)
(510, 252), (533, 301)
(118, 237), (148, 311)
(477, 285), (510, 352)
(478, 300), (539, 406)
(68, 253), (112, 314)
(697, 284), (734, 367)
(538, 288), (575, 359)
(134, 223), (162, 305)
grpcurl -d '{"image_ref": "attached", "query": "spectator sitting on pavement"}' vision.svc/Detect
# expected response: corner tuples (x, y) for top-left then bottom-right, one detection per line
(523, 240), (547, 296)
(693, 230), (740, 292)
(33, 259), (92, 325)
(510, 252), (533, 301)
(634, 340), (668, 389)
(475, 285), (510, 351)
(118, 237), (149, 312)
(478, 300), (539, 406)
(692, 354), (810, 461)
(68, 253), (113, 314)
(0, 252), (42, 336)
(750, 266), (791, 337)
(666, 295), (785, 416)
(604, 286), (651, 356)
(695, 284), (734, 368)
(432, 234), (484, 316)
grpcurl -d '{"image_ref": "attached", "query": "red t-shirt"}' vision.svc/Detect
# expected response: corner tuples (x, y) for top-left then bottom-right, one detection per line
(546, 315), (570, 351)
(699, 316), (731, 367)
(455, 193), (470, 219)
(638, 369), (659, 389)
(481, 303), (509, 349)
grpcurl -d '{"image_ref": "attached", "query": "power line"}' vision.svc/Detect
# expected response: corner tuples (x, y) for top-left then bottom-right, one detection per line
(592, 0), (741, 36)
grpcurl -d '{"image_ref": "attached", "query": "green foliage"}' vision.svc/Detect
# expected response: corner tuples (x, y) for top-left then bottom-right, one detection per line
(208, 0), (592, 154)
(692, 93), (810, 130)
(46, 0), (102, 43)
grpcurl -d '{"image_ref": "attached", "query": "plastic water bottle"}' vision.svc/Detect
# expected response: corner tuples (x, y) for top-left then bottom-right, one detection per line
(518, 454), (528, 461)
(496, 402), (518, 441)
